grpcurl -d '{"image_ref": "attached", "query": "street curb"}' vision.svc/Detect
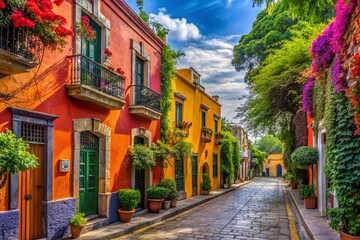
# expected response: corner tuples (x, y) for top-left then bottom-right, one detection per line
(79, 179), (258, 240)
(287, 188), (315, 240)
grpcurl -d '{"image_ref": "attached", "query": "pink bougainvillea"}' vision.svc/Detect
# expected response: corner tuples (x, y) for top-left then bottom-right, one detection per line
(331, 56), (347, 92)
(302, 77), (315, 117)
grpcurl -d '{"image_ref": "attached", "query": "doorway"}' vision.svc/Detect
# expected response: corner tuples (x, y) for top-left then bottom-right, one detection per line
(134, 136), (146, 209)
(79, 132), (99, 216)
(191, 155), (198, 197)
(276, 164), (282, 177)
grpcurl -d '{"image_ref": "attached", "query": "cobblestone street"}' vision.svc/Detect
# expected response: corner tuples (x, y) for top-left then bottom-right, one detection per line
(117, 178), (291, 240)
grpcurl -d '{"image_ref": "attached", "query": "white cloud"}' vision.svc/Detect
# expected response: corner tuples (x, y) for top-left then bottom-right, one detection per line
(175, 36), (248, 120)
(226, 0), (234, 8)
(149, 12), (202, 41)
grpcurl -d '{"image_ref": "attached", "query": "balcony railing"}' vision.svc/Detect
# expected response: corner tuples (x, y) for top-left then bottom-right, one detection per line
(0, 23), (40, 75)
(67, 54), (125, 99)
(130, 85), (161, 112)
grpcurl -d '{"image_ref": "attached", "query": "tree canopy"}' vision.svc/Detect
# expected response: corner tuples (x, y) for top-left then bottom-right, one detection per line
(255, 135), (282, 154)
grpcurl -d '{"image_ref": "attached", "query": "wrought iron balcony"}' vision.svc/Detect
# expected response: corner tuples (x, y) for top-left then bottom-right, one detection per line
(215, 132), (223, 145)
(201, 127), (213, 143)
(66, 54), (126, 109)
(129, 85), (161, 120)
(0, 24), (40, 76)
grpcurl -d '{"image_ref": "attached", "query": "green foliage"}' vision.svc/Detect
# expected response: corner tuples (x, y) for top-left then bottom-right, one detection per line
(232, 2), (296, 77)
(0, 130), (38, 189)
(250, 143), (267, 175)
(221, 118), (232, 132)
(252, 0), (335, 23)
(235, 22), (325, 135)
(325, 89), (360, 236)
(69, 213), (87, 227)
(172, 140), (193, 161)
(202, 173), (211, 191)
(129, 145), (156, 170)
(151, 140), (173, 169)
(256, 135), (282, 154)
(159, 178), (178, 200)
(118, 189), (141, 211)
(291, 146), (318, 169)
(160, 45), (184, 143)
(299, 184), (316, 198)
(220, 137), (234, 184)
(146, 186), (167, 199)
(231, 137), (241, 181)
(285, 172), (298, 183)
(136, 0), (149, 24)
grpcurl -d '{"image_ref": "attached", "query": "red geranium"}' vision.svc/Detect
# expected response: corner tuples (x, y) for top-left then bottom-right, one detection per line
(0, 0), (6, 9)
(104, 48), (112, 57)
(10, 10), (35, 28)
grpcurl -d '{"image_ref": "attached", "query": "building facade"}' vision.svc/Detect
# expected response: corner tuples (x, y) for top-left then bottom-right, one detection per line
(0, 0), (164, 239)
(263, 154), (286, 177)
(231, 125), (251, 180)
(163, 68), (222, 199)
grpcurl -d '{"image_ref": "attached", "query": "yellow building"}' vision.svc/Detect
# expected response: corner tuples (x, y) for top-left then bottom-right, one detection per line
(263, 154), (286, 177)
(163, 67), (222, 199)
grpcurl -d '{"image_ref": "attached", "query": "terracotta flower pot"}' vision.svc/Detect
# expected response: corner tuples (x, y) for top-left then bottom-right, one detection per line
(304, 196), (317, 209)
(69, 224), (85, 239)
(202, 190), (209, 195)
(147, 199), (164, 213)
(118, 208), (135, 223)
(162, 200), (171, 209)
(240, 178), (244, 182)
(223, 184), (229, 189)
(290, 182), (298, 189)
(170, 199), (177, 208)
(340, 230), (360, 240)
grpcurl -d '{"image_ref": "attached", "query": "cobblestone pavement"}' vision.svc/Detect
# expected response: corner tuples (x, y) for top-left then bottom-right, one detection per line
(117, 178), (291, 240)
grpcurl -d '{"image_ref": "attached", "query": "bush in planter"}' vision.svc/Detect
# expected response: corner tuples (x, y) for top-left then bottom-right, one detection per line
(291, 146), (318, 169)
(202, 173), (211, 193)
(299, 184), (316, 198)
(146, 186), (168, 213)
(117, 189), (141, 222)
(118, 189), (141, 210)
(146, 186), (168, 199)
(159, 178), (178, 200)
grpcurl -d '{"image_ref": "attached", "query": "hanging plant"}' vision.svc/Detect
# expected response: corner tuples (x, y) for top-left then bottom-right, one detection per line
(0, 130), (38, 189)
(128, 145), (155, 170)
(76, 15), (95, 41)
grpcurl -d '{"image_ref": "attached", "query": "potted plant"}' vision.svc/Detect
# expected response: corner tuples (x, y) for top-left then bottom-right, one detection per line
(146, 186), (167, 213)
(285, 172), (298, 189)
(117, 188), (141, 222)
(159, 178), (178, 209)
(201, 173), (211, 195)
(299, 184), (316, 209)
(68, 212), (87, 239)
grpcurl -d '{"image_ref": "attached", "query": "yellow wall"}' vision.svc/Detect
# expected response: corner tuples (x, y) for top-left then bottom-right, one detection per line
(263, 154), (286, 177)
(163, 69), (222, 198)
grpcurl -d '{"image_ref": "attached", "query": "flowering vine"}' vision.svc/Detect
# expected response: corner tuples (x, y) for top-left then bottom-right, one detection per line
(76, 16), (96, 41)
(302, 77), (315, 117)
(348, 52), (360, 135)
(102, 48), (126, 80)
(0, 0), (73, 52)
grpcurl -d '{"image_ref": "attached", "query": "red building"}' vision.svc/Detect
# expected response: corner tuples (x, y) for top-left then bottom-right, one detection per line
(0, 0), (163, 239)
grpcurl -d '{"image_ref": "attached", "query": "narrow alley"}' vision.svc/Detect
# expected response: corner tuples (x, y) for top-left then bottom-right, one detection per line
(117, 178), (292, 240)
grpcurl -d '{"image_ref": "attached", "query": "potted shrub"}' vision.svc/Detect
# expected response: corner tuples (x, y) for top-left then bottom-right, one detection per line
(117, 188), (141, 222)
(299, 184), (316, 209)
(159, 178), (178, 209)
(146, 186), (167, 213)
(68, 213), (87, 239)
(285, 172), (298, 189)
(291, 146), (318, 183)
(201, 173), (211, 195)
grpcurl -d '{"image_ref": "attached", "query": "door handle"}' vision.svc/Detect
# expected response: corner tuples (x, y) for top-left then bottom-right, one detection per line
(25, 194), (32, 200)
(36, 185), (41, 189)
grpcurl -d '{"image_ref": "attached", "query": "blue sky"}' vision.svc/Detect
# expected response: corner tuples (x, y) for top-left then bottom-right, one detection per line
(126, 0), (263, 121)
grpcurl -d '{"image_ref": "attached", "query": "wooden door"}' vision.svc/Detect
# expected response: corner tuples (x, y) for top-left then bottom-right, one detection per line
(175, 159), (184, 192)
(19, 144), (44, 240)
(79, 132), (99, 216)
(191, 155), (198, 197)
(276, 165), (282, 177)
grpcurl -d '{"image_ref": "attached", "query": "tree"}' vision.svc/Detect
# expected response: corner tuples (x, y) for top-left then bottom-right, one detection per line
(250, 143), (266, 176)
(252, 0), (335, 23)
(256, 135), (282, 154)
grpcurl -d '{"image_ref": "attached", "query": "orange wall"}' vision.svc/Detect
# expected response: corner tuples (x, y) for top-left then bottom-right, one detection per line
(0, 0), (163, 210)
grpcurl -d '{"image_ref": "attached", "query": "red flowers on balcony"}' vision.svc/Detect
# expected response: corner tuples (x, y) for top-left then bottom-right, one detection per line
(77, 16), (96, 41)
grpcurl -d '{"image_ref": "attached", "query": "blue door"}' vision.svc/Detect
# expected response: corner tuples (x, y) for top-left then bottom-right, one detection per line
(266, 168), (270, 177)
(276, 165), (282, 177)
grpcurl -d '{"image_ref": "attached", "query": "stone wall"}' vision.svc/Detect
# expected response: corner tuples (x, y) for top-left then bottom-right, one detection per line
(0, 209), (19, 240)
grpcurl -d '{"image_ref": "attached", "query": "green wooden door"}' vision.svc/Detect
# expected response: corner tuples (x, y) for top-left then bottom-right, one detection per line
(192, 155), (198, 197)
(79, 132), (99, 216)
(134, 136), (146, 209)
(175, 159), (184, 192)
